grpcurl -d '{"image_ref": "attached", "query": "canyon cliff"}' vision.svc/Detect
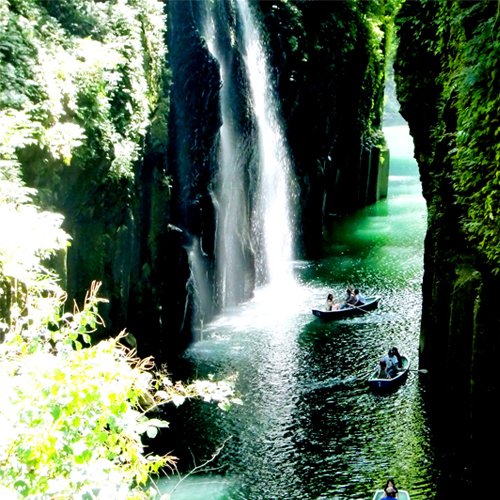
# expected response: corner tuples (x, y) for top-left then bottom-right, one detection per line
(394, 0), (500, 482)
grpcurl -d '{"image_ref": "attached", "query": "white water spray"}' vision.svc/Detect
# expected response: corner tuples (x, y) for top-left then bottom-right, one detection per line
(203, 6), (248, 308)
(237, 0), (295, 289)
(200, 0), (297, 313)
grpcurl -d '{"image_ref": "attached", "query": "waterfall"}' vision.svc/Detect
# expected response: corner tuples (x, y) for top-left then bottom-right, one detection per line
(236, 0), (295, 289)
(201, 0), (296, 312)
(202, 4), (249, 309)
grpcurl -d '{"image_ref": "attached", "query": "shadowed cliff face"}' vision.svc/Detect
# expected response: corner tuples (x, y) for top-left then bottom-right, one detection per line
(258, 0), (391, 259)
(166, 1), (221, 242)
(394, 0), (500, 484)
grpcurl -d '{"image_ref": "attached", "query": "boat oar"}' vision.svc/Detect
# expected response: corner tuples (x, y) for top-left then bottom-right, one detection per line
(409, 368), (428, 374)
(346, 303), (370, 314)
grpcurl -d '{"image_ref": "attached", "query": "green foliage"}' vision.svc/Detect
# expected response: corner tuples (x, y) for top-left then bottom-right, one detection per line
(395, 0), (500, 273)
(0, 136), (238, 500)
(0, 282), (171, 499)
(0, 271), (239, 500)
(0, 0), (172, 310)
(0, 283), (239, 499)
(0, 0), (167, 186)
(452, 2), (500, 273)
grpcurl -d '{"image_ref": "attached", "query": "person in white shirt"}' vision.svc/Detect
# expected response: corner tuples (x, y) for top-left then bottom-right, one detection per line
(353, 289), (366, 306)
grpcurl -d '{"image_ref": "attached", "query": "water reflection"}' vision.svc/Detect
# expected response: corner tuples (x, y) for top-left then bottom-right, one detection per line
(158, 126), (434, 499)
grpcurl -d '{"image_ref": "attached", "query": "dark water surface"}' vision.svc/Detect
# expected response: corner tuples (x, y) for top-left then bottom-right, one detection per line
(157, 126), (435, 500)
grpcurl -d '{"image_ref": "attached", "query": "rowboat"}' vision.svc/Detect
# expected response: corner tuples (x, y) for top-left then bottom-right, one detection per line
(372, 489), (411, 500)
(367, 355), (410, 389)
(312, 296), (381, 321)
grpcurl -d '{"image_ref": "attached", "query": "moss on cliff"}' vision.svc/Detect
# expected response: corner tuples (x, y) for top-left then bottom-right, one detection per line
(394, 0), (500, 481)
(0, 0), (175, 355)
(259, 0), (399, 256)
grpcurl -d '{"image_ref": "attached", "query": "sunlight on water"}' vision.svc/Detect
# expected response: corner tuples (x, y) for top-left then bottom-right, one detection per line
(162, 123), (435, 499)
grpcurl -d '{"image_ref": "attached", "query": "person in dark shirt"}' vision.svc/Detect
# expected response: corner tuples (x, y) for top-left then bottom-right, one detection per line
(340, 289), (356, 309)
(381, 486), (397, 499)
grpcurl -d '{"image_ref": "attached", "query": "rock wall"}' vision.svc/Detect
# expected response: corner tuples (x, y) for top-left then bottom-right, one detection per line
(259, 0), (392, 257)
(394, 0), (500, 483)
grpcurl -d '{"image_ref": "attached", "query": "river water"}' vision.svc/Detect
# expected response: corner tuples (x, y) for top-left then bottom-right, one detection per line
(157, 125), (436, 500)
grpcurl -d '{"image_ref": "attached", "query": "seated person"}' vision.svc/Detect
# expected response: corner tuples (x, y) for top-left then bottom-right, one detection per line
(385, 348), (399, 377)
(383, 479), (398, 499)
(326, 294), (339, 311)
(353, 288), (366, 306)
(376, 359), (388, 379)
(326, 294), (334, 311)
(340, 289), (356, 309)
(381, 486), (397, 499)
(391, 347), (402, 368)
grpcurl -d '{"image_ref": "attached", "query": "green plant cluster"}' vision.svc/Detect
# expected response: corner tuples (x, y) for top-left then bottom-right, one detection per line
(0, 176), (239, 498)
(452, 2), (500, 273)
(0, 278), (240, 500)
(394, 0), (500, 273)
(0, 113), (239, 499)
(0, 283), (172, 500)
(1, 0), (173, 331)
(0, 0), (167, 190)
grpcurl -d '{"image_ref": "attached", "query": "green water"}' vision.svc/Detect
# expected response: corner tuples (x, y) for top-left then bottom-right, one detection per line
(156, 125), (434, 500)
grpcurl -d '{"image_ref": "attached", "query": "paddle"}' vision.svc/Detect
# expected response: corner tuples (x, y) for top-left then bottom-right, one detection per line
(356, 370), (372, 380)
(409, 368), (428, 374)
(346, 303), (371, 314)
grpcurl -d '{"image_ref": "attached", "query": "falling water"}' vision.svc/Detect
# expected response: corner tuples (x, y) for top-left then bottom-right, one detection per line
(201, 0), (296, 311)
(237, 0), (295, 290)
(203, 4), (249, 309)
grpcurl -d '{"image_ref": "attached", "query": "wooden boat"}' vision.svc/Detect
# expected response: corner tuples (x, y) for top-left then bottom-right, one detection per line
(367, 355), (410, 389)
(372, 489), (411, 500)
(312, 296), (381, 321)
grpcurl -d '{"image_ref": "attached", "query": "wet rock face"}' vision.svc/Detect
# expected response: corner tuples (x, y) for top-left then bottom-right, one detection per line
(394, 0), (500, 481)
(166, 0), (221, 246)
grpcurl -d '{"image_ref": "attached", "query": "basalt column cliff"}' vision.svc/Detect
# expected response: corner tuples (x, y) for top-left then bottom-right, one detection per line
(394, 0), (500, 481)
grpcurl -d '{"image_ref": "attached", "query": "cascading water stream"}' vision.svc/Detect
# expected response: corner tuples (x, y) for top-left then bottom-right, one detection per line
(203, 6), (248, 309)
(236, 0), (296, 291)
(200, 0), (297, 314)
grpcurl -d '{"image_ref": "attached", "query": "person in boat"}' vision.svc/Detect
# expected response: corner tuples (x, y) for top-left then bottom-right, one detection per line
(340, 289), (356, 309)
(353, 288), (366, 306)
(376, 359), (388, 379)
(381, 486), (397, 499)
(326, 294), (334, 311)
(383, 348), (399, 378)
(383, 479), (399, 499)
(391, 347), (402, 369)
(325, 294), (340, 311)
